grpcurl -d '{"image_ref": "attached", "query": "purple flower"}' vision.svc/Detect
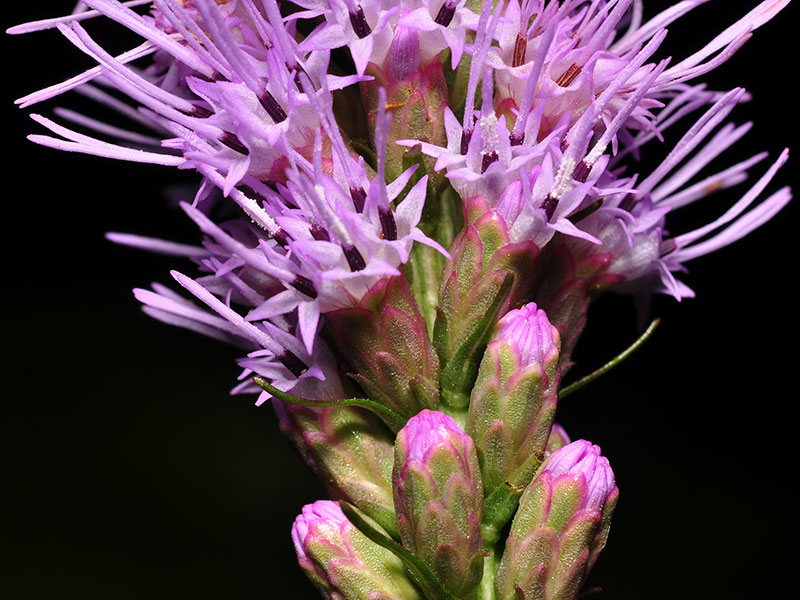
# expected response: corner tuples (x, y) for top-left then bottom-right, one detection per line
(396, 0), (480, 69)
(12, 0), (790, 401)
(403, 0), (790, 298)
(10, 1), (455, 399)
(297, 0), (400, 75)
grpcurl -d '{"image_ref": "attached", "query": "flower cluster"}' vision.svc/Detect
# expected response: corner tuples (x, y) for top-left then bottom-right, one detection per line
(11, 0), (790, 598)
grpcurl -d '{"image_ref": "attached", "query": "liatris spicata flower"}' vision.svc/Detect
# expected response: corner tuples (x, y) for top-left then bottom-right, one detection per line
(495, 440), (619, 600)
(393, 409), (484, 598)
(8, 1), (793, 598)
(292, 499), (422, 599)
(10, 0), (790, 396)
(468, 302), (561, 501)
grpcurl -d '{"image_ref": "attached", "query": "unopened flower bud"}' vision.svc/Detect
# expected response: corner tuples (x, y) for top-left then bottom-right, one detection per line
(386, 24), (421, 82)
(327, 276), (440, 422)
(292, 500), (422, 600)
(495, 440), (619, 600)
(468, 303), (561, 497)
(436, 197), (540, 417)
(274, 402), (398, 537)
(393, 410), (484, 598)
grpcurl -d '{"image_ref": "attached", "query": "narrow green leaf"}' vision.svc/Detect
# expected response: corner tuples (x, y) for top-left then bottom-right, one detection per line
(253, 377), (407, 433)
(339, 502), (460, 600)
(440, 274), (514, 409)
(559, 318), (661, 400)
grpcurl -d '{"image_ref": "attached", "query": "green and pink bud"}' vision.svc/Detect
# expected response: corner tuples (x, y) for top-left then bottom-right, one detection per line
(292, 500), (422, 600)
(393, 409), (484, 598)
(327, 276), (440, 422)
(468, 302), (561, 497)
(435, 197), (540, 420)
(495, 440), (619, 600)
(274, 402), (398, 537)
(361, 21), (449, 186)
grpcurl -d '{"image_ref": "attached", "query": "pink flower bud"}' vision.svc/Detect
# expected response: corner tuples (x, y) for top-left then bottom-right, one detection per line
(386, 22), (420, 81)
(495, 440), (618, 600)
(292, 500), (422, 599)
(393, 410), (484, 598)
(540, 440), (616, 511)
(495, 303), (560, 367)
(468, 302), (561, 497)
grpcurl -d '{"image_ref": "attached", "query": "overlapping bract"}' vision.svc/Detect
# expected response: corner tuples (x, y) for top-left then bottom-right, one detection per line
(11, 1), (791, 599)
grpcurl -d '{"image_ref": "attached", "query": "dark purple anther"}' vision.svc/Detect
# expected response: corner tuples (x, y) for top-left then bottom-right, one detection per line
(343, 244), (367, 272)
(460, 128), (472, 155)
(191, 104), (214, 119)
(434, 1), (457, 27)
(259, 90), (287, 123)
(292, 63), (314, 92)
(512, 33), (527, 68)
(195, 71), (227, 83)
(291, 275), (318, 299)
(481, 151), (499, 174)
(572, 160), (591, 183)
(510, 131), (524, 146)
(310, 224), (331, 242)
(279, 350), (308, 377)
(274, 228), (291, 248)
(378, 206), (398, 241)
(349, 6), (372, 39)
(619, 194), (637, 212)
(555, 63), (582, 87)
(541, 194), (558, 221)
(220, 131), (249, 155)
(350, 186), (367, 212)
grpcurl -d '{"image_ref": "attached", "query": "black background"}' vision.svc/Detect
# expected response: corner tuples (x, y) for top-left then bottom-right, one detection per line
(2, 2), (797, 598)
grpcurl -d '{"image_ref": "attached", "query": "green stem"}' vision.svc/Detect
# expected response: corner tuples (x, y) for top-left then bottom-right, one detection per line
(405, 243), (444, 338)
(477, 547), (497, 600)
(559, 318), (661, 400)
